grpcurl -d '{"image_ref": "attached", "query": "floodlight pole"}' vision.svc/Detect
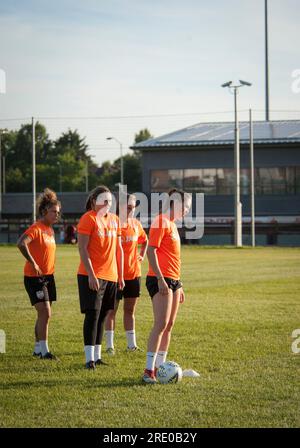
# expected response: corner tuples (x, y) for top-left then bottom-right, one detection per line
(222, 80), (252, 247)
(233, 87), (242, 247)
(85, 159), (89, 192)
(0, 129), (8, 219)
(265, 0), (270, 121)
(0, 131), (2, 219)
(32, 117), (36, 223)
(249, 108), (255, 247)
(106, 137), (124, 186)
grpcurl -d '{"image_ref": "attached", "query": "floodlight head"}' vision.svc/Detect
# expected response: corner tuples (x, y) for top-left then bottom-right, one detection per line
(221, 81), (232, 88)
(239, 80), (252, 87)
(106, 137), (112, 140)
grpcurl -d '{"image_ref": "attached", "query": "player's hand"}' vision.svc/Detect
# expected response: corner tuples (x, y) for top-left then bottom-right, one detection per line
(88, 274), (99, 291)
(137, 254), (144, 262)
(158, 277), (169, 295)
(32, 262), (43, 276)
(179, 288), (185, 304)
(118, 278), (125, 290)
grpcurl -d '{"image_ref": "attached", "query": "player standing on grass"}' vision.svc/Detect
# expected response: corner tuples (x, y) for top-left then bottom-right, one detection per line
(142, 189), (192, 383)
(105, 193), (148, 354)
(77, 186), (124, 369)
(17, 188), (61, 360)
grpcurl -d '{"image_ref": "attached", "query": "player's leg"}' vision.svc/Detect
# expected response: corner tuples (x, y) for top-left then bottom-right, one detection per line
(83, 308), (100, 368)
(123, 297), (139, 350)
(123, 278), (141, 350)
(95, 281), (117, 365)
(156, 287), (181, 369)
(35, 301), (53, 358)
(33, 319), (40, 356)
(105, 299), (120, 355)
(143, 290), (173, 382)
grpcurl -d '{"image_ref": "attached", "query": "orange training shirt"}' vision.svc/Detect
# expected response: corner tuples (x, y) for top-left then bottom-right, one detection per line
(77, 210), (121, 282)
(121, 218), (147, 280)
(147, 214), (181, 280)
(24, 221), (56, 277)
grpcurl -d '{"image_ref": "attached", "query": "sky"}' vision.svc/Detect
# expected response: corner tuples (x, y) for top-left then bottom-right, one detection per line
(0, 0), (299, 165)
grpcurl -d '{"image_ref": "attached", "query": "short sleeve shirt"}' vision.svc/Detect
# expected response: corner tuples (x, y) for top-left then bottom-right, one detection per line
(77, 210), (121, 282)
(147, 214), (181, 280)
(24, 221), (56, 277)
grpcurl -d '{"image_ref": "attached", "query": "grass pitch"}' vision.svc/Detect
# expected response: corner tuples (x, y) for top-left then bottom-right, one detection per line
(0, 245), (299, 428)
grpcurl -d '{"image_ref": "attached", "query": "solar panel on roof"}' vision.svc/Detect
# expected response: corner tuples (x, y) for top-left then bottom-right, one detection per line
(132, 120), (300, 149)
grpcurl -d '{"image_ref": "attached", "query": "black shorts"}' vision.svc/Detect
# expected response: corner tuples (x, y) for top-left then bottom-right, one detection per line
(117, 277), (141, 300)
(77, 274), (117, 314)
(146, 275), (182, 299)
(24, 275), (57, 306)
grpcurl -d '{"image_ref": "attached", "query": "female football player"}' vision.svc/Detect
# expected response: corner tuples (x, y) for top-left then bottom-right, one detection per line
(77, 185), (124, 369)
(17, 188), (61, 360)
(142, 188), (192, 383)
(105, 193), (148, 353)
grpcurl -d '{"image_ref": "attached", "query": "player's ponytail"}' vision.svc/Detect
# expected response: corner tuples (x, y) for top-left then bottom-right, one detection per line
(37, 188), (61, 217)
(85, 185), (111, 211)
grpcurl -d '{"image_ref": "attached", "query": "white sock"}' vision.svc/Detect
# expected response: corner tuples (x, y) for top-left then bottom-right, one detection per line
(94, 344), (102, 361)
(34, 341), (41, 354)
(84, 345), (94, 363)
(146, 352), (157, 371)
(40, 340), (49, 357)
(106, 331), (114, 349)
(155, 351), (167, 368)
(126, 330), (137, 349)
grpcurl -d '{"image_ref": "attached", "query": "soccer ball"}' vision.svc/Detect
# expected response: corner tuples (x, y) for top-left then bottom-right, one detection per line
(156, 361), (183, 384)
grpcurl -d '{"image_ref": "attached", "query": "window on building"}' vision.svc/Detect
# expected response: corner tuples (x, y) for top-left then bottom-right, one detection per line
(295, 167), (300, 194)
(151, 170), (183, 192)
(216, 168), (235, 195)
(150, 167), (300, 195)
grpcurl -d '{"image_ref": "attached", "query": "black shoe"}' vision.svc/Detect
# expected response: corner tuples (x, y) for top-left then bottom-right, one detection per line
(85, 361), (95, 370)
(41, 352), (57, 360)
(32, 352), (41, 358)
(95, 359), (108, 366)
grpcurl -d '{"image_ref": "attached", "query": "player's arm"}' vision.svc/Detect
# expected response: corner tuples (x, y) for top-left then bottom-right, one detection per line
(17, 233), (42, 276)
(77, 233), (99, 291)
(147, 246), (169, 295)
(138, 240), (148, 262)
(116, 236), (125, 290)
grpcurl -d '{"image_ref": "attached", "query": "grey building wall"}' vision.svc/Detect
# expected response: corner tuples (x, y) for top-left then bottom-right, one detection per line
(2, 192), (89, 218)
(141, 144), (300, 216)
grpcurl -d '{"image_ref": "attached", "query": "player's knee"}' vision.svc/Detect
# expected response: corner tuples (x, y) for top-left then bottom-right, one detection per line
(39, 309), (51, 322)
(165, 319), (174, 332)
(124, 305), (134, 317)
(155, 319), (168, 334)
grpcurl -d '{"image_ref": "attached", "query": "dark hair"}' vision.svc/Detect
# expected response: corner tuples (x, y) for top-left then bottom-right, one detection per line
(161, 188), (188, 213)
(37, 188), (61, 217)
(85, 185), (111, 211)
(116, 193), (136, 216)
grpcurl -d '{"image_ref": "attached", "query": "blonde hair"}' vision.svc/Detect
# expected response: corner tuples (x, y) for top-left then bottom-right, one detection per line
(37, 188), (61, 217)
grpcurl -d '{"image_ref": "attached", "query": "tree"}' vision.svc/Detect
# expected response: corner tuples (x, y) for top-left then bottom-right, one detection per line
(134, 128), (153, 144)
(3, 124), (99, 192)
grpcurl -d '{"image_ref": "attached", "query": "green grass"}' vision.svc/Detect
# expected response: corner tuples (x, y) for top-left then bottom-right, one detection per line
(0, 245), (299, 428)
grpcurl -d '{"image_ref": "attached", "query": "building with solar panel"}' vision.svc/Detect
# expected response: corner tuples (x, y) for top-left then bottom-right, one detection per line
(132, 120), (300, 246)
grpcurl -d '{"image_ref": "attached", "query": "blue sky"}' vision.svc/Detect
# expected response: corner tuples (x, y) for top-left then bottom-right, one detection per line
(0, 0), (299, 165)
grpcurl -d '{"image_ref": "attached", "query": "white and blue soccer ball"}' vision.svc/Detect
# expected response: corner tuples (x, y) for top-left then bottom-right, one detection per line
(156, 361), (183, 384)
